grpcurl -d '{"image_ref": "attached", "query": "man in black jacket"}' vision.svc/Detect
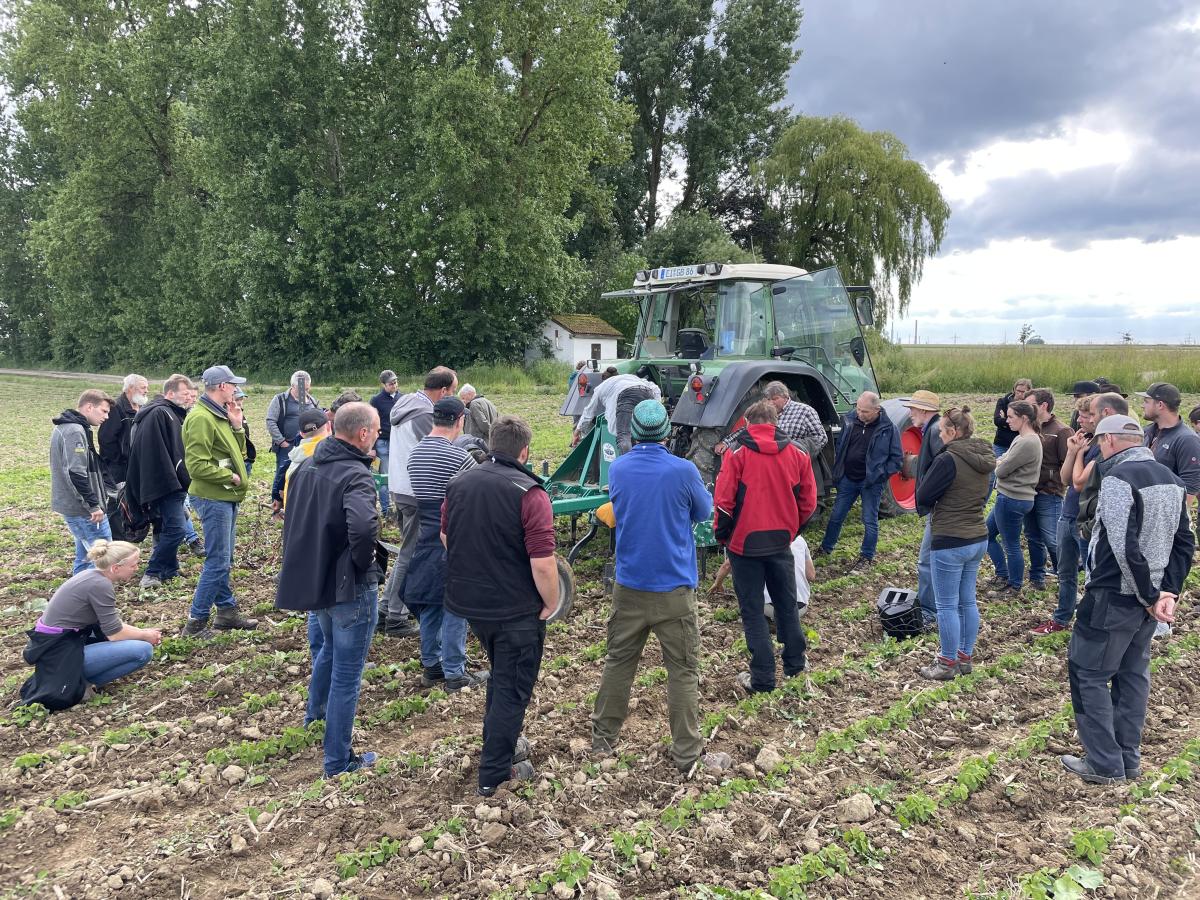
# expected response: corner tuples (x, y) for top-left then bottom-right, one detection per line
(126, 374), (195, 588)
(98, 374), (148, 484)
(1063, 415), (1194, 785)
(276, 402), (382, 777)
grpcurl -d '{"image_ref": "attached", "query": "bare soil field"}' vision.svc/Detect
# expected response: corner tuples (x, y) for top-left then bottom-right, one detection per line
(0, 374), (1197, 900)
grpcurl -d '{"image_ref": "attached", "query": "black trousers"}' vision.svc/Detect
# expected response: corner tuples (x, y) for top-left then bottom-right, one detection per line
(1068, 589), (1155, 778)
(470, 614), (546, 790)
(613, 385), (658, 454)
(729, 549), (806, 692)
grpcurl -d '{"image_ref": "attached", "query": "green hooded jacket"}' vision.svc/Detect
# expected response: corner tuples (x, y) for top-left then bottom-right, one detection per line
(183, 396), (249, 502)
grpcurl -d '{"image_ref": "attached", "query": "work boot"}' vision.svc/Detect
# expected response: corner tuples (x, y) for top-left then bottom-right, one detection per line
(212, 606), (259, 631)
(186, 537), (205, 557)
(384, 617), (420, 638)
(955, 652), (973, 675)
(478, 759), (536, 797)
(421, 665), (445, 688)
(812, 547), (830, 560)
(512, 735), (532, 765)
(139, 574), (162, 589)
(445, 670), (490, 692)
(917, 657), (958, 681)
(1061, 754), (1125, 785)
(181, 617), (214, 639)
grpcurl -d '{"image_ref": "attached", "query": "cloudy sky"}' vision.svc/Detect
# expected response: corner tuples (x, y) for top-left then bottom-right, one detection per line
(787, 0), (1200, 345)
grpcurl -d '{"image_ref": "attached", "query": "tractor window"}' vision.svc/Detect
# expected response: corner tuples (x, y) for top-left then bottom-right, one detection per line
(770, 267), (878, 401)
(716, 281), (770, 357)
(635, 291), (671, 357)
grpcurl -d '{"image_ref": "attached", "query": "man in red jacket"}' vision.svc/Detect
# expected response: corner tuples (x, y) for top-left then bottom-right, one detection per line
(715, 400), (817, 694)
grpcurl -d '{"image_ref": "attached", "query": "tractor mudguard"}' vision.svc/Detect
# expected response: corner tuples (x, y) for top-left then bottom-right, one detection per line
(560, 378), (596, 417)
(671, 361), (839, 428)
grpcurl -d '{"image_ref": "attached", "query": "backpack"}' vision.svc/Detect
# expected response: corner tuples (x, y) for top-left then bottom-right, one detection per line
(107, 483), (151, 544)
(876, 587), (922, 640)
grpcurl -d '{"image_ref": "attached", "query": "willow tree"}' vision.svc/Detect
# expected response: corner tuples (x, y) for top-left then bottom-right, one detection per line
(762, 115), (949, 321)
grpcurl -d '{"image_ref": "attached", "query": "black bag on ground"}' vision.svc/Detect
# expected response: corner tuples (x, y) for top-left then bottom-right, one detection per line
(876, 587), (922, 640)
(106, 483), (151, 544)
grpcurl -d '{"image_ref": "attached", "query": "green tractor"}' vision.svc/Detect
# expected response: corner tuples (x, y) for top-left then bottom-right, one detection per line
(555, 262), (919, 519)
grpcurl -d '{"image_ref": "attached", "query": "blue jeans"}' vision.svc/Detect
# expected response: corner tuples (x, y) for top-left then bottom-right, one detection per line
(374, 438), (390, 515)
(917, 518), (935, 623)
(189, 496), (238, 620)
(1053, 515), (1089, 625)
(729, 550), (807, 691)
(987, 494), (1035, 588)
(83, 639), (153, 686)
(987, 444), (1005, 502)
(820, 476), (884, 559)
(1024, 493), (1063, 584)
(146, 490), (188, 580)
(932, 540), (986, 661)
(182, 496), (200, 544)
(62, 514), (112, 574)
(271, 446), (290, 503)
(307, 612), (324, 659)
(414, 604), (470, 679)
(305, 584), (378, 776)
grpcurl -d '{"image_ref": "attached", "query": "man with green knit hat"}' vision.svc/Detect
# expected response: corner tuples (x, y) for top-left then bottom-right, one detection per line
(591, 399), (712, 773)
(181, 365), (259, 637)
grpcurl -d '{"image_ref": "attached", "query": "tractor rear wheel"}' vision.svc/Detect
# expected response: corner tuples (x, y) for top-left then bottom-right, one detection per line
(683, 381), (768, 488)
(879, 398), (920, 518)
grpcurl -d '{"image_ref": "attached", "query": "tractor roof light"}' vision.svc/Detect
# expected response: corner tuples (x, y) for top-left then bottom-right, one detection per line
(704, 262), (723, 276)
(634, 270), (650, 282)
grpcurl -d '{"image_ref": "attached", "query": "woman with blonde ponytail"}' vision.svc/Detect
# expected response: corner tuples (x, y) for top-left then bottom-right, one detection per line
(18, 540), (161, 709)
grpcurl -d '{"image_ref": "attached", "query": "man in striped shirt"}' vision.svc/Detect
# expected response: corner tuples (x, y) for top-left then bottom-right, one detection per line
(404, 398), (488, 692)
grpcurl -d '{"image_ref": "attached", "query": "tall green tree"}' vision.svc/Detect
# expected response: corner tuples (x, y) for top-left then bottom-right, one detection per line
(761, 115), (949, 321)
(615, 0), (800, 237)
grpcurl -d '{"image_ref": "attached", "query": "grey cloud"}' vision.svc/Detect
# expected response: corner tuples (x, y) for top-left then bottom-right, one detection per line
(786, 1), (1200, 247)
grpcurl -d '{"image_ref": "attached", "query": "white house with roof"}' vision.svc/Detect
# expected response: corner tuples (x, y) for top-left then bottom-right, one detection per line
(526, 314), (622, 364)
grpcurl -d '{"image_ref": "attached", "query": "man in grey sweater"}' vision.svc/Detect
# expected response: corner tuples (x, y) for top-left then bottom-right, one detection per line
(1063, 415), (1193, 785)
(51, 389), (114, 574)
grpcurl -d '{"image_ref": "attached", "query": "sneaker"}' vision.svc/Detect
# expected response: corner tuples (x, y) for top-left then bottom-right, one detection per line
(420, 666), (446, 688)
(846, 556), (872, 574)
(478, 759), (537, 797)
(329, 751), (378, 777)
(212, 606), (259, 631)
(1154, 621), (1172, 639)
(917, 658), (959, 681)
(181, 617), (214, 639)
(186, 538), (205, 556)
(384, 617), (420, 638)
(1031, 620), (1068, 635)
(1061, 754), (1125, 785)
(139, 574), (162, 589)
(445, 670), (490, 692)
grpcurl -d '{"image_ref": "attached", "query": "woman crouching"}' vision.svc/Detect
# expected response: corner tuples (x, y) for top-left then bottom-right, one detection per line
(20, 540), (162, 709)
(914, 407), (996, 680)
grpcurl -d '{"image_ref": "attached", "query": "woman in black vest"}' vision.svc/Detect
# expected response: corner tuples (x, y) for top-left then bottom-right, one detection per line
(914, 407), (996, 680)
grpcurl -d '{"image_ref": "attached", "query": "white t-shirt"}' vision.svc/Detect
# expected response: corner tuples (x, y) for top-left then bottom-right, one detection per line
(765, 535), (811, 609)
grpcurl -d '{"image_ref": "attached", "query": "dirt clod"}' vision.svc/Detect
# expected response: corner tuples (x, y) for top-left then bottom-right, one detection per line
(754, 746), (784, 772)
(836, 793), (875, 823)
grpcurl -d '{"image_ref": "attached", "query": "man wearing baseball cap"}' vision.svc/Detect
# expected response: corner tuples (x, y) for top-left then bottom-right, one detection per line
(1138, 382), (1200, 638)
(1062, 413), (1193, 784)
(405, 397), (487, 692)
(180, 365), (258, 637)
(902, 390), (944, 629)
(592, 398), (712, 772)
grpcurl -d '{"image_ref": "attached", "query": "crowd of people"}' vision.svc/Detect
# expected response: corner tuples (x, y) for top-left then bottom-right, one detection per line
(20, 364), (1198, 790)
